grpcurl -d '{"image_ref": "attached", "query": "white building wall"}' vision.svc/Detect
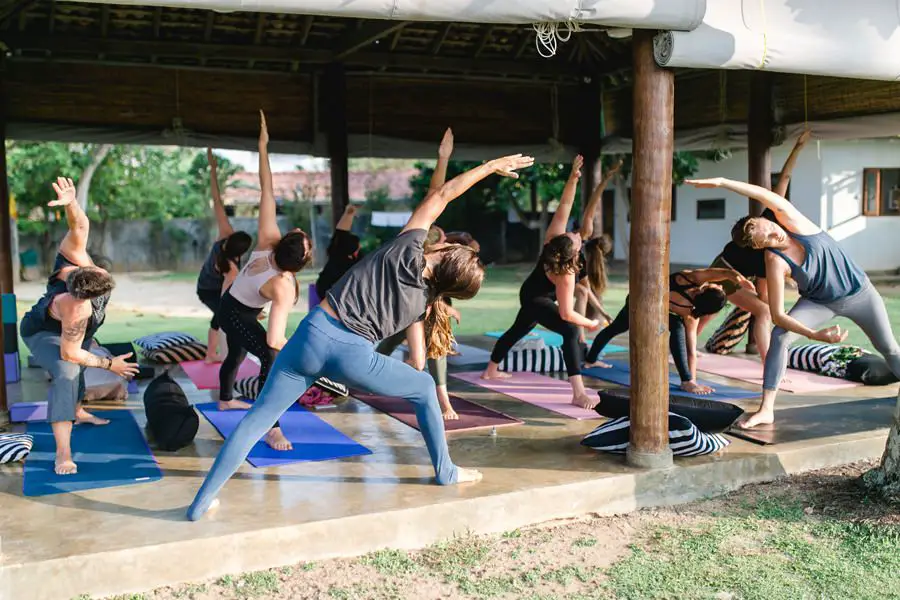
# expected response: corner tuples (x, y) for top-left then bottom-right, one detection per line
(819, 139), (900, 271)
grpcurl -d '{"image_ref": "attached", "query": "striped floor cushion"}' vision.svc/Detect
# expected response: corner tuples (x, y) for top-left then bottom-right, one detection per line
(704, 307), (751, 355)
(235, 375), (349, 401)
(510, 337), (547, 352)
(0, 433), (34, 464)
(499, 346), (565, 373)
(144, 342), (207, 364)
(581, 413), (730, 457)
(134, 332), (202, 352)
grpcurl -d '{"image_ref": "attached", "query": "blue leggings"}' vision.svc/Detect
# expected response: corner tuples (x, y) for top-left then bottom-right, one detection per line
(187, 307), (458, 520)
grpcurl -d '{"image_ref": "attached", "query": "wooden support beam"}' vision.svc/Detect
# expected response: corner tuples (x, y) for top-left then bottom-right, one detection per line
(432, 23), (452, 55)
(152, 6), (162, 38)
(332, 20), (409, 61)
(300, 15), (314, 46)
(100, 5), (110, 38)
(2, 34), (596, 79)
(0, 74), (15, 413)
(747, 71), (774, 217)
(203, 11), (215, 42)
(627, 29), (674, 469)
(474, 26), (495, 58)
(254, 12), (266, 45)
(323, 63), (349, 227)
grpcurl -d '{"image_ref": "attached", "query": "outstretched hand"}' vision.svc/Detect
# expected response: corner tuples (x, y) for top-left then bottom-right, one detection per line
(343, 203), (358, 218)
(259, 109), (269, 146)
(48, 177), (77, 207)
(607, 158), (624, 176)
(489, 154), (535, 179)
(797, 129), (812, 146)
(569, 154), (584, 181)
(684, 177), (725, 189)
(814, 325), (848, 344)
(438, 128), (454, 159)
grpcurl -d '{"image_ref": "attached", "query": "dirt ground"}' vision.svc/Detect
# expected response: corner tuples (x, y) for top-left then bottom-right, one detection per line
(97, 459), (898, 600)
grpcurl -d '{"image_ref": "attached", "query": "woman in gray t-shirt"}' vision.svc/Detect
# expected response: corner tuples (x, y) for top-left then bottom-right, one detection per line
(686, 173), (900, 430)
(187, 143), (534, 521)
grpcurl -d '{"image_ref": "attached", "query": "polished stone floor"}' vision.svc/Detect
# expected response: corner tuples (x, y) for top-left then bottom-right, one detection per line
(0, 337), (895, 600)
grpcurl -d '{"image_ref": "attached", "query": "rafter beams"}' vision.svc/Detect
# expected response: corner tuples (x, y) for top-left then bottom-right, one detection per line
(299, 15), (314, 45)
(332, 20), (408, 60)
(432, 23), (452, 55)
(0, 0), (37, 29)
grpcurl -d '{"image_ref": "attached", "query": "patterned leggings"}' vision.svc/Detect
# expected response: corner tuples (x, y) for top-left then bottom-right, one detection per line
(218, 292), (278, 426)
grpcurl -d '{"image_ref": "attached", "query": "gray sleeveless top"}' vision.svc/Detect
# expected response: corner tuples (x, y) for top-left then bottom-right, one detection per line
(767, 230), (867, 303)
(197, 240), (242, 292)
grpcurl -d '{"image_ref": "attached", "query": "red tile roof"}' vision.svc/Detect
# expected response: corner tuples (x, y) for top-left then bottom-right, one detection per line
(224, 168), (416, 205)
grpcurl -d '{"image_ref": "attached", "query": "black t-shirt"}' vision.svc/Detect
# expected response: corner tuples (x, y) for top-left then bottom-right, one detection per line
(520, 246), (587, 302)
(718, 208), (777, 278)
(315, 229), (362, 298)
(327, 229), (428, 343)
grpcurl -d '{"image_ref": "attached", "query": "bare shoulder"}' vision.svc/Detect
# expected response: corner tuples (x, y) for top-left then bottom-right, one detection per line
(54, 294), (91, 321)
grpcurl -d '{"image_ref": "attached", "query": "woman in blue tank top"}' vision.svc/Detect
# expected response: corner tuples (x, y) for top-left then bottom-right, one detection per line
(687, 169), (900, 429)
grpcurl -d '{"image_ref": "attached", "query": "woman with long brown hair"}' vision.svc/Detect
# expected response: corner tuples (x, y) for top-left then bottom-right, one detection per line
(482, 155), (605, 409)
(187, 150), (534, 520)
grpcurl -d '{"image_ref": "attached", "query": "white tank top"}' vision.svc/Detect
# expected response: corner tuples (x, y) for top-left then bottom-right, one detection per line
(229, 250), (280, 308)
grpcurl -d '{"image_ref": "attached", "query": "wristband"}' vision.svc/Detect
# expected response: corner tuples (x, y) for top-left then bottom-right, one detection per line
(105, 357), (113, 370)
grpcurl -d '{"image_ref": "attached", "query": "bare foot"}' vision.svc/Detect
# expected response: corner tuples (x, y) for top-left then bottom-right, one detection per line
(75, 408), (110, 426)
(481, 370), (512, 380)
(442, 407), (459, 420)
(218, 399), (252, 411)
(55, 455), (77, 475)
(738, 410), (775, 429)
(572, 393), (598, 410)
(584, 360), (612, 369)
(264, 427), (293, 451)
(680, 381), (714, 395)
(455, 467), (483, 483)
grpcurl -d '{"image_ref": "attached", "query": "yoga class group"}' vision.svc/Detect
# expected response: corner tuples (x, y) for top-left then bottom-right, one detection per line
(20, 111), (900, 520)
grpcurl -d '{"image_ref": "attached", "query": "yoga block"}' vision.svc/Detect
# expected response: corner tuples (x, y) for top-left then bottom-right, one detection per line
(5, 352), (21, 384)
(10, 402), (48, 423)
(308, 283), (321, 312)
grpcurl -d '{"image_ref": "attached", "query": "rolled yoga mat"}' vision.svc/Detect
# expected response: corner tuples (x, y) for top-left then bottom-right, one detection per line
(23, 409), (162, 497)
(352, 391), (524, 433)
(451, 371), (600, 420)
(447, 344), (493, 367)
(727, 396), (897, 446)
(582, 359), (760, 401)
(686, 352), (862, 394)
(196, 402), (372, 468)
(485, 330), (626, 354)
(181, 359), (260, 390)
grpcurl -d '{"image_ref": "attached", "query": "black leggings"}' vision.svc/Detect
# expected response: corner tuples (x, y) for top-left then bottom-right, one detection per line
(218, 293), (278, 426)
(586, 297), (691, 382)
(197, 288), (222, 330)
(490, 296), (582, 377)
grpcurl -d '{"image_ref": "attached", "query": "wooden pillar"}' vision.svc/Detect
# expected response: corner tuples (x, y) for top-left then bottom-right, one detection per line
(747, 71), (774, 216)
(0, 73), (15, 414)
(627, 30), (674, 469)
(578, 78), (603, 229)
(323, 63), (349, 228)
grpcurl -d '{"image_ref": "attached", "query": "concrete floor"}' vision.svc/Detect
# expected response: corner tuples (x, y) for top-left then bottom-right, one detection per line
(0, 337), (895, 600)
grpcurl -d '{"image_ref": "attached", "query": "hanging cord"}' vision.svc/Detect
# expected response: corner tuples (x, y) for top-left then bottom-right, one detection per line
(533, 20), (583, 58)
(758, 0), (769, 69)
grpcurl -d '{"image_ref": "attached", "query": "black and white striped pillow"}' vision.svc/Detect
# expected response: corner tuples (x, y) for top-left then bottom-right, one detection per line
(499, 346), (566, 373)
(145, 342), (207, 364)
(134, 332), (201, 352)
(581, 413), (730, 457)
(0, 433), (33, 464)
(788, 343), (839, 373)
(235, 375), (348, 400)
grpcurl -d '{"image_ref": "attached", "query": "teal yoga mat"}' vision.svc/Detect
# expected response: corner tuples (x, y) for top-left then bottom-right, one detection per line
(24, 410), (162, 497)
(485, 330), (627, 354)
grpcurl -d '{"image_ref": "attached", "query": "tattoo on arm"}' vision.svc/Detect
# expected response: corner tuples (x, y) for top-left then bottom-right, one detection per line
(62, 318), (88, 342)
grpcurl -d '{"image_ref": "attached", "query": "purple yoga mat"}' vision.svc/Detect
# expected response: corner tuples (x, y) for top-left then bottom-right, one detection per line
(451, 371), (601, 420)
(10, 402), (48, 423)
(308, 283), (321, 311)
(196, 402), (371, 467)
(353, 391), (524, 433)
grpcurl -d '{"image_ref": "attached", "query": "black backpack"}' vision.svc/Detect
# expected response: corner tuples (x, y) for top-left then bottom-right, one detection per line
(143, 371), (199, 451)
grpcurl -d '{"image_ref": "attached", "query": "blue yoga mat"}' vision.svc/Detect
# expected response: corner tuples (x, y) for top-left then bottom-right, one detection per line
(197, 402), (372, 468)
(23, 409), (162, 497)
(485, 330), (627, 354)
(583, 359), (760, 401)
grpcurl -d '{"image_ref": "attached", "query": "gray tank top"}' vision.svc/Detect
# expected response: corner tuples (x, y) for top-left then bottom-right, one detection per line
(767, 230), (868, 303)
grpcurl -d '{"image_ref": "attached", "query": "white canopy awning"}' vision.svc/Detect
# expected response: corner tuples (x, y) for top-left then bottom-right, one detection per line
(70, 0), (707, 29)
(655, 0), (900, 81)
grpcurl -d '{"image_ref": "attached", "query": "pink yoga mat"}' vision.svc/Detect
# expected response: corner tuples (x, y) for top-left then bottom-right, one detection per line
(687, 352), (862, 393)
(452, 371), (600, 420)
(180, 359), (261, 390)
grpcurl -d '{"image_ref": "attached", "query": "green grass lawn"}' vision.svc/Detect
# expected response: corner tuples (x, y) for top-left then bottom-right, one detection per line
(15, 266), (900, 357)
